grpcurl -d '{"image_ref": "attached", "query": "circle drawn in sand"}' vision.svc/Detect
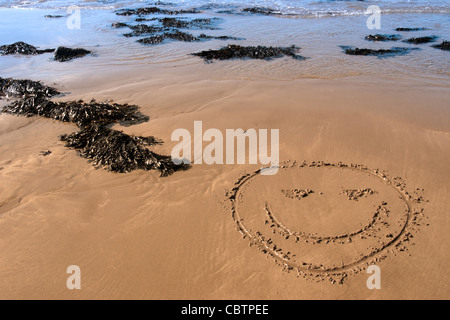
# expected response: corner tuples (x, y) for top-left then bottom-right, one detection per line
(227, 161), (427, 284)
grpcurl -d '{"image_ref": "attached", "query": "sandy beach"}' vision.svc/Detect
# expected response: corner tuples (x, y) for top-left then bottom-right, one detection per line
(0, 0), (449, 300)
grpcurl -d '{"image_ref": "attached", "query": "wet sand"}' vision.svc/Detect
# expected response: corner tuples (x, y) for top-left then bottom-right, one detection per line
(0, 68), (449, 299)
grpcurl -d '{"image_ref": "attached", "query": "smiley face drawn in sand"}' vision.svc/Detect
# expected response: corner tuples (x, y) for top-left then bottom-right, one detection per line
(227, 161), (427, 284)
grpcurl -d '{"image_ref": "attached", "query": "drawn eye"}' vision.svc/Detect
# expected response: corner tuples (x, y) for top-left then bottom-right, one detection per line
(342, 188), (378, 201)
(281, 189), (314, 200)
(281, 188), (378, 201)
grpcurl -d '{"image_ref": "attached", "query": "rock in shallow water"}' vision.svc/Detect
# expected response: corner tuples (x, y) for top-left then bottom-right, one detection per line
(340, 46), (419, 58)
(44, 15), (65, 18)
(0, 42), (92, 62)
(138, 31), (199, 44)
(403, 36), (438, 44)
(135, 29), (243, 45)
(242, 7), (279, 15)
(116, 7), (201, 16)
(159, 17), (220, 30)
(197, 34), (243, 41)
(111, 22), (130, 28)
(395, 27), (428, 32)
(365, 34), (402, 42)
(192, 45), (306, 61)
(0, 42), (55, 56)
(124, 26), (169, 38)
(432, 40), (450, 51)
(119, 17), (224, 38)
(54, 47), (92, 62)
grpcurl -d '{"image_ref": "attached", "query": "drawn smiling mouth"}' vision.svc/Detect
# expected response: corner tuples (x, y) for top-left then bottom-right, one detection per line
(227, 161), (427, 284)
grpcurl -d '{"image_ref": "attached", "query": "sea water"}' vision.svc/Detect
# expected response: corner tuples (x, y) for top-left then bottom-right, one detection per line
(0, 0), (448, 83)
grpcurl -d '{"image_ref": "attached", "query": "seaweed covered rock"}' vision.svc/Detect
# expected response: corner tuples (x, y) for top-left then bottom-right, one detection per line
(3, 98), (149, 127)
(163, 31), (198, 42)
(0, 42), (55, 55)
(198, 34), (243, 41)
(135, 17), (158, 22)
(116, 7), (200, 16)
(403, 36), (438, 44)
(395, 27), (427, 32)
(121, 17), (223, 37)
(159, 17), (220, 30)
(242, 7), (278, 15)
(137, 35), (166, 45)
(160, 17), (194, 28)
(124, 24), (169, 37)
(0, 43), (92, 61)
(138, 31), (199, 45)
(60, 125), (185, 176)
(192, 45), (305, 61)
(45, 15), (65, 18)
(340, 46), (419, 58)
(54, 47), (92, 62)
(112, 22), (130, 28)
(137, 32), (243, 45)
(0, 77), (60, 99)
(365, 34), (401, 42)
(432, 40), (450, 51)
(116, 7), (165, 15)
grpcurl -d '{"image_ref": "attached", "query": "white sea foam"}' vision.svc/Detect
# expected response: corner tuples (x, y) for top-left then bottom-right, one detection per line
(1, 0), (449, 17)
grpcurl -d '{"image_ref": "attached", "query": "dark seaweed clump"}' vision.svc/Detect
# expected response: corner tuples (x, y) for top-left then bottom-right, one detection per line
(60, 125), (179, 175)
(3, 98), (149, 127)
(115, 17), (227, 39)
(54, 47), (92, 62)
(340, 46), (419, 58)
(116, 7), (200, 16)
(45, 15), (65, 18)
(159, 17), (220, 30)
(0, 42), (55, 56)
(0, 42), (92, 62)
(192, 45), (305, 61)
(0, 77), (186, 176)
(112, 22), (130, 28)
(118, 17), (223, 37)
(242, 7), (278, 15)
(395, 27), (428, 32)
(0, 77), (59, 100)
(365, 34), (401, 42)
(432, 40), (450, 51)
(123, 24), (169, 37)
(403, 36), (438, 44)
(198, 34), (243, 41)
(1, 77), (147, 127)
(112, 15), (241, 44)
(136, 35), (167, 45)
(137, 31), (243, 45)
(138, 31), (199, 44)
(135, 17), (158, 22)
